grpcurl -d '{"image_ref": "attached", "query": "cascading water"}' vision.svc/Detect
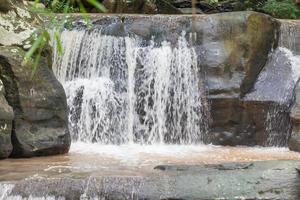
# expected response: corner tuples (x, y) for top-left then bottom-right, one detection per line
(261, 22), (300, 147)
(53, 29), (208, 145)
(279, 21), (300, 55)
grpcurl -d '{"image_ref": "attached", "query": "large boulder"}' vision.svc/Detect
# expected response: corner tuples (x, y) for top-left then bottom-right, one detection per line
(0, 0), (70, 158)
(0, 47), (70, 158)
(197, 12), (280, 145)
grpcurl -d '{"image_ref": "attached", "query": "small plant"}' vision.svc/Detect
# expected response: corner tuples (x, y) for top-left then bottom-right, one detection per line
(25, 0), (106, 77)
(47, 0), (79, 13)
(261, 0), (300, 19)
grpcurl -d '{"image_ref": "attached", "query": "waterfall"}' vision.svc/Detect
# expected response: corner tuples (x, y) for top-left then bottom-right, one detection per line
(0, 184), (14, 200)
(262, 22), (300, 146)
(52, 29), (208, 145)
(279, 21), (300, 55)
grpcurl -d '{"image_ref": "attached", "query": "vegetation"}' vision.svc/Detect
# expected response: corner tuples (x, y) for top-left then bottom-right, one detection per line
(25, 0), (299, 76)
(25, 0), (107, 76)
(31, 0), (300, 19)
(261, 0), (300, 19)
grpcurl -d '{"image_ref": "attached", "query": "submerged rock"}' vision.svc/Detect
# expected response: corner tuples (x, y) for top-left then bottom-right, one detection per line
(1, 160), (300, 199)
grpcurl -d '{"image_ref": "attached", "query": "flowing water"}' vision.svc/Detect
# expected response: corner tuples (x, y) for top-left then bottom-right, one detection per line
(52, 23), (300, 148)
(53, 30), (208, 145)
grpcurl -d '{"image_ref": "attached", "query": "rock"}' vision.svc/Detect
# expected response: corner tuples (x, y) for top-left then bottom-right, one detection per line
(0, 47), (70, 158)
(0, 80), (13, 159)
(0, 0), (13, 13)
(1, 160), (300, 199)
(279, 20), (300, 55)
(289, 82), (300, 152)
(155, 0), (183, 14)
(199, 12), (280, 145)
(0, 0), (37, 46)
(280, 20), (300, 152)
(0, 0), (70, 158)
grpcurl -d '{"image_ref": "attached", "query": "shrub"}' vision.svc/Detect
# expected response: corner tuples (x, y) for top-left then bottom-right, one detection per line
(261, 0), (300, 19)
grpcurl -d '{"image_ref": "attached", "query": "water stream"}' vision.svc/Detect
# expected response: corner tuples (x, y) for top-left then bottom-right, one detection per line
(53, 30), (209, 145)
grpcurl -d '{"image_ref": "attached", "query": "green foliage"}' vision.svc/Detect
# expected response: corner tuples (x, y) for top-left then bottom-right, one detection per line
(26, 0), (106, 77)
(235, 0), (267, 11)
(47, 0), (79, 13)
(261, 0), (300, 19)
(43, 0), (107, 13)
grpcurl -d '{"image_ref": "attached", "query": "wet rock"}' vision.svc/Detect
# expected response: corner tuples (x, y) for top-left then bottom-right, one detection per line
(278, 20), (300, 152)
(200, 12), (280, 145)
(289, 82), (300, 152)
(0, 79), (13, 158)
(279, 20), (300, 55)
(1, 161), (300, 199)
(0, 47), (70, 158)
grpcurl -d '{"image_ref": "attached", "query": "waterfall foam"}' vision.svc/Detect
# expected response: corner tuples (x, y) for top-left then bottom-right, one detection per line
(53, 29), (208, 145)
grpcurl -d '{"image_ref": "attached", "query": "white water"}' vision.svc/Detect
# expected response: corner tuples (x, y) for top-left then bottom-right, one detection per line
(53, 30), (208, 145)
(0, 184), (60, 200)
(262, 48), (300, 146)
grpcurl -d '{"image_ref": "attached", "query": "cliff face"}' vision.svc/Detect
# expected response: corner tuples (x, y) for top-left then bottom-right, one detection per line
(0, 0), (70, 159)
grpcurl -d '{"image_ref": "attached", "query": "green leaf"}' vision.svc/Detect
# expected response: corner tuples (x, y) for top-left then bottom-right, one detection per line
(24, 34), (44, 63)
(87, 0), (107, 12)
(54, 31), (64, 55)
(31, 48), (42, 79)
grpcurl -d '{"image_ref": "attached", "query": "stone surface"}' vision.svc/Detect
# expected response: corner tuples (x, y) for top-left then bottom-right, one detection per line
(0, 80), (13, 159)
(0, 0), (37, 46)
(1, 160), (300, 199)
(0, 47), (70, 158)
(0, 0), (71, 158)
(290, 79), (300, 152)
